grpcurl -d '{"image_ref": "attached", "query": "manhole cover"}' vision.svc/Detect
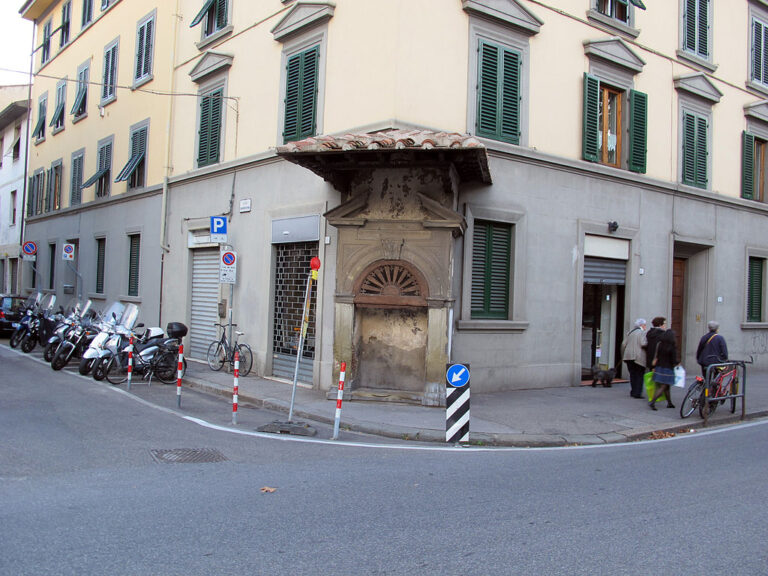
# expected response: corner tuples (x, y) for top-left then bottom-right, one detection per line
(150, 448), (227, 464)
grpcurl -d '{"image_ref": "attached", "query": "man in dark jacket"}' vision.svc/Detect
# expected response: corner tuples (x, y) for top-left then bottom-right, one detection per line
(696, 320), (728, 377)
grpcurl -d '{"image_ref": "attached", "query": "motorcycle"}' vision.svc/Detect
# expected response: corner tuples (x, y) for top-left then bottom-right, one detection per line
(82, 302), (133, 379)
(104, 322), (188, 385)
(9, 292), (43, 348)
(19, 294), (57, 353)
(43, 299), (87, 362)
(51, 301), (98, 371)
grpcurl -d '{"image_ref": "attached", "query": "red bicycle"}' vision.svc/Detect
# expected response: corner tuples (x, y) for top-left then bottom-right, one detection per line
(680, 360), (749, 419)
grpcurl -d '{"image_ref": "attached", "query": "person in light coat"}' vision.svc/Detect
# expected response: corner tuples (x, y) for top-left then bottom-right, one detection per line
(621, 318), (647, 399)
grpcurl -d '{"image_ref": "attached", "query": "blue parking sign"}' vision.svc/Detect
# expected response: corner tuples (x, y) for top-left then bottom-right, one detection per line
(211, 216), (227, 243)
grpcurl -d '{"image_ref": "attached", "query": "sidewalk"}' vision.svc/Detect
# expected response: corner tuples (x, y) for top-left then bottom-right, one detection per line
(182, 360), (768, 446)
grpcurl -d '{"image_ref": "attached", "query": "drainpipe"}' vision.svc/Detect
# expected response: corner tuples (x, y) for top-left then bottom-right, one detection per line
(18, 19), (36, 294)
(158, 0), (181, 326)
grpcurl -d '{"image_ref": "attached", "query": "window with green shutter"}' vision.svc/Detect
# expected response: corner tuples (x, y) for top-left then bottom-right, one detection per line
(748, 257), (764, 323)
(198, 88), (223, 167)
(96, 238), (106, 294)
(283, 46), (319, 144)
(682, 111), (707, 188)
(477, 41), (520, 145)
(683, 0), (710, 59)
(128, 234), (140, 297)
(628, 90), (647, 173)
(744, 132), (768, 202)
(471, 220), (511, 319)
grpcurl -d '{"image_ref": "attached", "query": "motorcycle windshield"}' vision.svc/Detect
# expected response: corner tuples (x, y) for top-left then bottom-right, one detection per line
(24, 292), (42, 309)
(40, 294), (56, 311)
(120, 303), (140, 330)
(103, 302), (126, 324)
(80, 300), (93, 317)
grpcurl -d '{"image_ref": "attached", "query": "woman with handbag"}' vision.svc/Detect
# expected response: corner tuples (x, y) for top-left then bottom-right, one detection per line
(649, 328), (678, 410)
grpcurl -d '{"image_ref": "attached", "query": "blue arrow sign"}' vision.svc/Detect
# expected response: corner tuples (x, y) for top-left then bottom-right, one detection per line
(446, 363), (470, 387)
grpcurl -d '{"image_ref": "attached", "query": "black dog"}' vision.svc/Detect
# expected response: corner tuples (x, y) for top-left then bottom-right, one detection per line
(591, 365), (615, 387)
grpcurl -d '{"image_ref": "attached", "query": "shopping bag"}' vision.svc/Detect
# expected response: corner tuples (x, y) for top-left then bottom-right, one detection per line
(644, 372), (663, 402)
(674, 365), (686, 388)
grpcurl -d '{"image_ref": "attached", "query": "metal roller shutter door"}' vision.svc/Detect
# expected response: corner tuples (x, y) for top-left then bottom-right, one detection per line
(190, 248), (220, 359)
(584, 257), (626, 285)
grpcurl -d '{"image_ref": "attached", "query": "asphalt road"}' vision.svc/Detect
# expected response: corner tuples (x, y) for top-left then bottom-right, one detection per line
(2, 345), (767, 575)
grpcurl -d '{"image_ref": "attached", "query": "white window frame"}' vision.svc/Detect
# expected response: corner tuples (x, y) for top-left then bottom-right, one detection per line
(101, 38), (119, 106)
(134, 10), (156, 88)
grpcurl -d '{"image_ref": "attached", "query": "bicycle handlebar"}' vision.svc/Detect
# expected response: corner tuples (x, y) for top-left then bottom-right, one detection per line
(214, 322), (237, 328)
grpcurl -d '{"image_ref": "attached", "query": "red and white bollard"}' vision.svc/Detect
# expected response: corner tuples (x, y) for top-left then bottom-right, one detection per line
(176, 343), (184, 408)
(232, 350), (240, 425)
(332, 362), (346, 440)
(126, 336), (134, 391)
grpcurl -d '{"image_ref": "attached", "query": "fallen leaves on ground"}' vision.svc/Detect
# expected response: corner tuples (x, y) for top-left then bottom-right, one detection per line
(261, 486), (277, 493)
(648, 430), (676, 439)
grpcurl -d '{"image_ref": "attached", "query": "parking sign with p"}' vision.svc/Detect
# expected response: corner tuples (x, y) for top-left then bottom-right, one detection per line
(210, 216), (227, 243)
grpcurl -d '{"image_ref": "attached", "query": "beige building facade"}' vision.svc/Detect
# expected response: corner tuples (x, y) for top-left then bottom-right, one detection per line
(18, 0), (768, 402)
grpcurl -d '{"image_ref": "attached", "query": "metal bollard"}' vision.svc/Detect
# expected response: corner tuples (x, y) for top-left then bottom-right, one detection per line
(232, 350), (240, 425)
(332, 362), (346, 440)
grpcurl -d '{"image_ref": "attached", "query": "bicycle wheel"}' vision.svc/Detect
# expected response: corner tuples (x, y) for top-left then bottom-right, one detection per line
(105, 355), (128, 385)
(206, 341), (226, 371)
(699, 381), (720, 418)
(154, 350), (179, 384)
(234, 344), (253, 377)
(680, 380), (704, 418)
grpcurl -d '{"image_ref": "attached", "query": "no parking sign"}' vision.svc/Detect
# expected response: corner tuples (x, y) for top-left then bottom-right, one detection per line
(220, 250), (237, 284)
(62, 243), (76, 261)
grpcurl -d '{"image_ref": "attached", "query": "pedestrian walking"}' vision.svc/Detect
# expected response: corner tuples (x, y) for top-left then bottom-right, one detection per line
(621, 318), (647, 398)
(696, 320), (728, 378)
(649, 329), (678, 410)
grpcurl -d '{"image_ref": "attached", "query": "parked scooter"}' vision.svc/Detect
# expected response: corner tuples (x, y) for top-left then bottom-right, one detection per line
(104, 322), (187, 385)
(19, 294), (57, 353)
(43, 299), (84, 362)
(82, 302), (132, 378)
(51, 300), (98, 371)
(9, 292), (43, 348)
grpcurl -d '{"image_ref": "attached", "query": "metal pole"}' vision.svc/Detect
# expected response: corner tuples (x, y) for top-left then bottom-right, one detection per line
(332, 362), (346, 440)
(288, 271), (313, 422)
(176, 343), (184, 408)
(232, 350), (239, 425)
(228, 283), (234, 367)
(126, 336), (134, 391)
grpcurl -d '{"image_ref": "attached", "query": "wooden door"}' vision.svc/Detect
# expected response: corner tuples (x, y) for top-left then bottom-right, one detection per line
(672, 258), (686, 354)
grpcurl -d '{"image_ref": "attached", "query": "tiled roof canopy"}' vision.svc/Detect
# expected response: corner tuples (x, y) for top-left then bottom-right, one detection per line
(276, 129), (492, 191)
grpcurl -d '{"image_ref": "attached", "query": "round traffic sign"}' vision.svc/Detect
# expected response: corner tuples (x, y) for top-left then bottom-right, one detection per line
(22, 241), (37, 255)
(63, 244), (74, 254)
(446, 363), (470, 387)
(221, 251), (236, 266)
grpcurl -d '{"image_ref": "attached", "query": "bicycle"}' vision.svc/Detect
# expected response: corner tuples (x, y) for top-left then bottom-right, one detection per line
(680, 361), (742, 419)
(206, 322), (253, 376)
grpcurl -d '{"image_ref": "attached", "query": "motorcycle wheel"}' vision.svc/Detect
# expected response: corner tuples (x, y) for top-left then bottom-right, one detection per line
(44, 341), (58, 363)
(92, 357), (107, 381)
(9, 328), (24, 348)
(155, 351), (180, 384)
(79, 356), (96, 376)
(105, 355), (128, 385)
(51, 347), (70, 371)
(20, 334), (37, 353)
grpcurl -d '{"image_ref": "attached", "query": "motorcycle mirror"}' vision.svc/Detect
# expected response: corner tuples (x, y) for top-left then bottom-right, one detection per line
(136, 323), (145, 328)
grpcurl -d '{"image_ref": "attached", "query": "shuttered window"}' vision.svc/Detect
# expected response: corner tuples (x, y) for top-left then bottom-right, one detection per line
(583, 74), (647, 173)
(748, 257), (764, 323)
(48, 244), (56, 290)
(283, 46), (319, 143)
(190, 0), (228, 37)
(115, 126), (147, 188)
(684, 0), (709, 59)
(50, 82), (66, 132)
(31, 98), (46, 141)
(198, 89), (223, 167)
(135, 16), (154, 83)
(71, 65), (89, 119)
(471, 221), (511, 319)
(71, 154), (83, 205)
(477, 41), (520, 145)
(128, 234), (140, 297)
(96, 238), (106, 293)
(682, 111), (707, 188)
(82, 0), (93, 28)
(102, 41), (118, 103)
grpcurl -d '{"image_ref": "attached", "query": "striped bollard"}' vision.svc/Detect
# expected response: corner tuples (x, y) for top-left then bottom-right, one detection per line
(126, 336), (134, 391)
(176, 344), (184, 408)
(232, 350), (240, 425)
(445, 363), (470, 444)
(331, 362), (346, 440)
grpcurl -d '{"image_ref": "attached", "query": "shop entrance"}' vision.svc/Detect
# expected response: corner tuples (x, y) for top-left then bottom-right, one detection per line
(581, 257), (626, 380)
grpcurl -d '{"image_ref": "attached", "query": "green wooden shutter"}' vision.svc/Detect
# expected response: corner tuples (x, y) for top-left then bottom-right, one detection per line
(198, 89), (222, 166)
(743, 131), (755, 200)
(476, 42), (520, 144)
(748, 257), (763, 322)
(582, 73), (600, 162)
(128, 235), (140, 297)
(283, 47), (319, 143)
(685, 0), (697, 52)
(682, 112), (698, 186)
(754, 20), (765, 84)
(694, 115), (708, 187)
(471, 221), (511, 319)
(215, 0), (227, 30)
(628, 90), (647, 174)
(136, 23), (146, 80)
(96, 238), (105, 293)
(697, 0), (708, 57)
